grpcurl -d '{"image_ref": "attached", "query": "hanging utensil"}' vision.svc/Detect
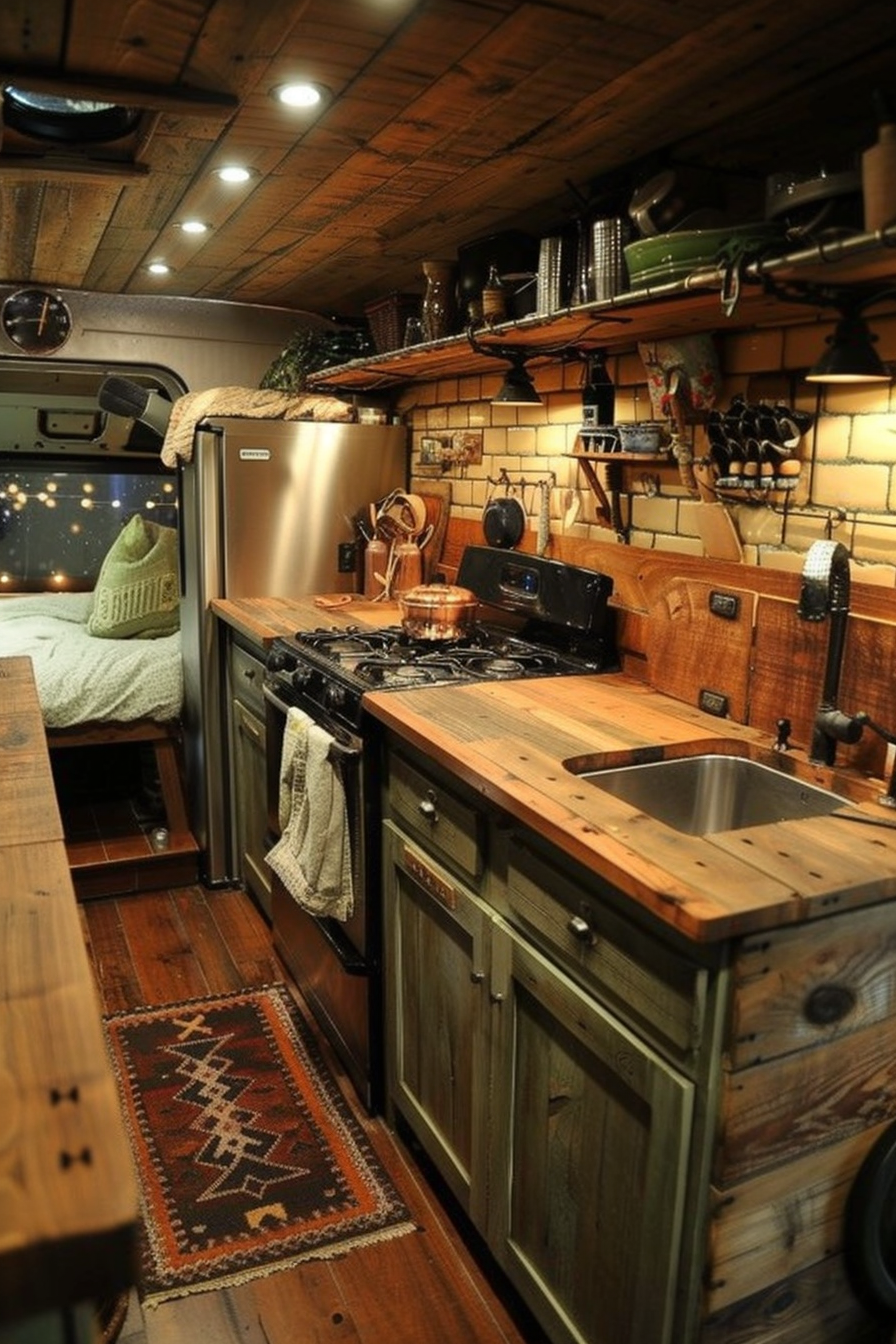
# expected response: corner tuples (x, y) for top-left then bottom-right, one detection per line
(536, 480), (551, 555)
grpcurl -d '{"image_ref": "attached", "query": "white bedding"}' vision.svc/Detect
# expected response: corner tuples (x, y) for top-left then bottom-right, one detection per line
(0, 593), (183, 728)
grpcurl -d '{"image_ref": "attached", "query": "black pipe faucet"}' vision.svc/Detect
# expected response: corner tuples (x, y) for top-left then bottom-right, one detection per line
(797, 539), (855, 765)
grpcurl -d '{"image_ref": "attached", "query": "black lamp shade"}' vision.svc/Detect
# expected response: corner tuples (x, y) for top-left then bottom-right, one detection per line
(492, 358), (542, 404)
(806, 315), (892, 383)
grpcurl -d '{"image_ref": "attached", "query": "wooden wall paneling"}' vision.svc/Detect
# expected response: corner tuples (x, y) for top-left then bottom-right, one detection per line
(641, 575), (755, 722)
(750, 597), (894, 777)
(705, 1122), (887, 1315)
(700, 1253), (886, 1344)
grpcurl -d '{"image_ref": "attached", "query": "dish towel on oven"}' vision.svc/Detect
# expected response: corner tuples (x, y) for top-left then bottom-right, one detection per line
(266, 706), (354, 921)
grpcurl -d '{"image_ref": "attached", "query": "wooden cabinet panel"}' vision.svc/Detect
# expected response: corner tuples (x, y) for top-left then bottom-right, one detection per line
(700, 1254), (888, 1344)
(388, 749), (484, 883)
(383, 822), (490, 1220)
(705, 1121), (890, 1316)
(729, 902), (896, 1069)
(488, 920), (694, 1344)
(717, 1016), (896, 1187)
(507, 835), (710, 1070)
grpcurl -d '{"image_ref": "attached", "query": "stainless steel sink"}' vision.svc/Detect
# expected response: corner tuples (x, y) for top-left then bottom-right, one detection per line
(574, 753), (847, 836)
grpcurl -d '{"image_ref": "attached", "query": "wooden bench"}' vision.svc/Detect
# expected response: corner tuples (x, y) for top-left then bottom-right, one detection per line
(0, 656), (139, 1329)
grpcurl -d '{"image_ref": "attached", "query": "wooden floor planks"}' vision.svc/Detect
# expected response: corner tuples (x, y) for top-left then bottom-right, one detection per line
(81, 885), (547, 1344)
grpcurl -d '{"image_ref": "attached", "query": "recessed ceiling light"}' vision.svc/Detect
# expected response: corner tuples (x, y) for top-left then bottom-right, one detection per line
(180, 220), (208, 235)
(147, 261), (170, 275)
(271, 81), (330, 109)
(215, 165), (253, 184)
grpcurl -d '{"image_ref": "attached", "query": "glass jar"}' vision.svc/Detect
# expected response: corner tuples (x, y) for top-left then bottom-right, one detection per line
(481, 263), (507, 323)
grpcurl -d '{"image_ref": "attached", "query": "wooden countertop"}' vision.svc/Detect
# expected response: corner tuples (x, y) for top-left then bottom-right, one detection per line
(0, 658), (138, 1324)
(212, 598), (896, 943)
(212, 594), (403, 646)
(366, 675), (896, 942)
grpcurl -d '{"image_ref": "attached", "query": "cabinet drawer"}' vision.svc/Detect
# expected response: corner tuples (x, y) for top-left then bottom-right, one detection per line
(230, 640), (265, 717)
(507, 839), (707, 1068)
(389, 751), (484, 882)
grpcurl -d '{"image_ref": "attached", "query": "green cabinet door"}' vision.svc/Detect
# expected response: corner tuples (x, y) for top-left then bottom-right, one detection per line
(383, 821), (491, 1225)
(488, 918), (695, 1344)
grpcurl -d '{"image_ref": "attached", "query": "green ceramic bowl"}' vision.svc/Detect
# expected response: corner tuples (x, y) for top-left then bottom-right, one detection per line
(624, 223), (784, 289)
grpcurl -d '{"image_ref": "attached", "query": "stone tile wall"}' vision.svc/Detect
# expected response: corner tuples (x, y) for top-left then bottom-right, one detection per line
(401, 310), (896, 584)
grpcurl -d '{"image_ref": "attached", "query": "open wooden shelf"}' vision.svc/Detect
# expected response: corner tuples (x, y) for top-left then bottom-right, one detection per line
(307, 230), (896, 394)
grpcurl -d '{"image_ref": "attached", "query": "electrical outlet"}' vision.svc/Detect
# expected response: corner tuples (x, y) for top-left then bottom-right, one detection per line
(709, 590), (740, 620)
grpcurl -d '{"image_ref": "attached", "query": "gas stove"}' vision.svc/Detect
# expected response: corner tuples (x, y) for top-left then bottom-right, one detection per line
(265, 547), (616, 730)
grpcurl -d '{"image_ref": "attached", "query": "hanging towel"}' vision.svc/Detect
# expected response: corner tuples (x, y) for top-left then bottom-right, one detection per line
(266, 706), (355, 922)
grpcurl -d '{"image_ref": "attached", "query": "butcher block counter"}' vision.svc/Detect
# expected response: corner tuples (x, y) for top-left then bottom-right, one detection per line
(0, 658), (138, 1328)
(365, 673), (896, 943)
(212, 595), (896, 944)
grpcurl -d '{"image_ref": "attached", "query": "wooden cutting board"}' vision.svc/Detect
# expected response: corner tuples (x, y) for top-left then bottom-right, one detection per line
(417, 481), (451, 582)
(644, 575), (755, 723)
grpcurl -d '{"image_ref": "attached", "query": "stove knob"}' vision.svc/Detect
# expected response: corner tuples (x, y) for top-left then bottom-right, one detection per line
(290, 665), (312, 691)
(267, 648), (297, 675)
(324, 682), (346, 711)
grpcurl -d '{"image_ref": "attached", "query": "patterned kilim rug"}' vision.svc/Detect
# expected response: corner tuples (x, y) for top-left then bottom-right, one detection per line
(103, 983), (416, 1306)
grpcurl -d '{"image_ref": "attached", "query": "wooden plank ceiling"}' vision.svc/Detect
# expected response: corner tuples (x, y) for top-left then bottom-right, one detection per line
(0, 0), (894, 319)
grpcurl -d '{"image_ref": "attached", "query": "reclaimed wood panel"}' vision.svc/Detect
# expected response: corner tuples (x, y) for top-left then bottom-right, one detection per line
(642, 576), (755, 721)
(716, 1014), (896, 1187)
(705, 1120), (890, 1314)
(729, 899), (896, 1069)
(0, 659), (138, 1323)
(700, 1252), (886, 1344)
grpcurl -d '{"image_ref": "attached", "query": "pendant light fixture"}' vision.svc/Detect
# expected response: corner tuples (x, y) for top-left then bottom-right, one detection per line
(492, 353), (543, 405)
(805, 306), (892, 384)
(466, 326), (543, 405)
(762, 278), (894, 385)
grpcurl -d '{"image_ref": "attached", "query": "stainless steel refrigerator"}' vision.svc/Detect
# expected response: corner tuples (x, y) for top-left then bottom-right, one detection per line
(178, 416), (407, 885)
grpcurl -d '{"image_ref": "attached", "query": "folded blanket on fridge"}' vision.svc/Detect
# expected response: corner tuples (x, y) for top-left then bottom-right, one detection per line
(159, 387), (353, 467)
(266, 705), (355, 923)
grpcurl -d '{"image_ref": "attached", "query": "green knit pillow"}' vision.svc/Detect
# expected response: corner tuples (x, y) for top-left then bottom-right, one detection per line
(87, 514), (180, 639)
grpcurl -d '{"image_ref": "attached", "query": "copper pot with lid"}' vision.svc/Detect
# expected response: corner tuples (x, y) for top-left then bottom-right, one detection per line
(397, 583), (479, 640)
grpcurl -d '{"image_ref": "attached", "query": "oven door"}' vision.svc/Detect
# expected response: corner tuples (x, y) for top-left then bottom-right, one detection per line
(263, 680), (379, 1110)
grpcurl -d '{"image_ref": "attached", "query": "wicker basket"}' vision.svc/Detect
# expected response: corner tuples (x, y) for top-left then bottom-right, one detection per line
(364, 292), (420, 353)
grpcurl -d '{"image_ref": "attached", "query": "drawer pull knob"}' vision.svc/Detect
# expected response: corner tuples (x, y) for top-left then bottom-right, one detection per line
(418, 790), (439, 823)
(489, 991), (505, 1004)
(567, 915), (596, 945)
(470, 970), (485, 985)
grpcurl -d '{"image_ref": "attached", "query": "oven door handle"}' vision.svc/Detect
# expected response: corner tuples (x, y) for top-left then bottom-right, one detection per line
(263, 682), (363, 765)
(263, 682), (294, 717)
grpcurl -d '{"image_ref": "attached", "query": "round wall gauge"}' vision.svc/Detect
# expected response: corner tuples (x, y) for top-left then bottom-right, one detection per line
(2, 288), (73, 353)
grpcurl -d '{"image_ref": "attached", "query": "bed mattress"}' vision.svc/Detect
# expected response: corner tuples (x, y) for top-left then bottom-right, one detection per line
(0, 593), (183, 728)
